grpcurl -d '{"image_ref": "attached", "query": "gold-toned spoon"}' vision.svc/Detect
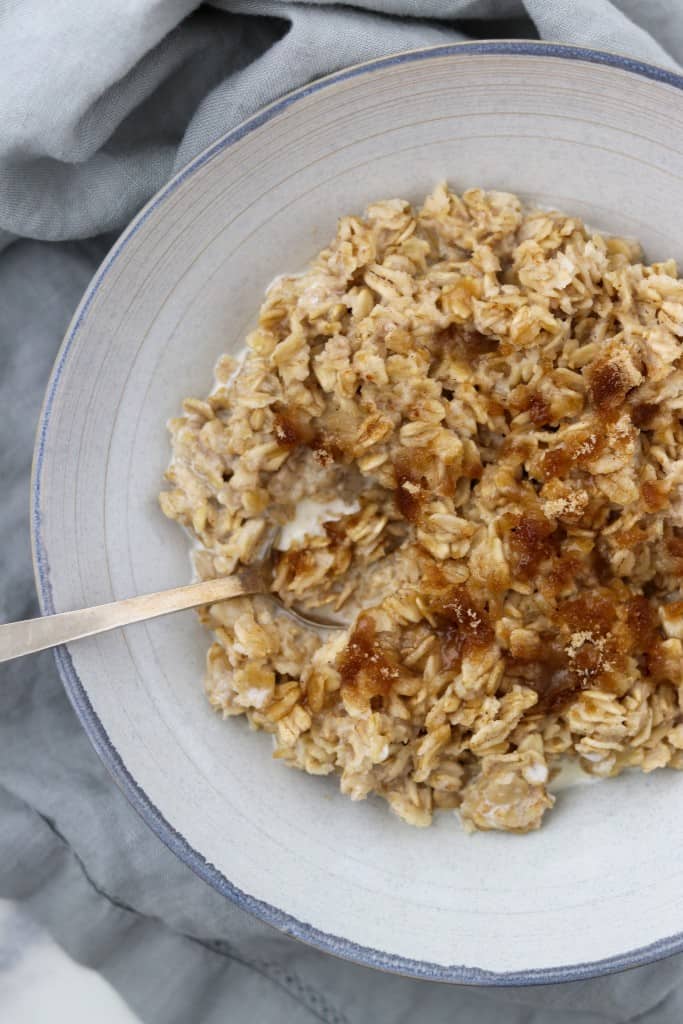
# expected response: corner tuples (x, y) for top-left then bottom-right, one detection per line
(0, 533), (345, 664)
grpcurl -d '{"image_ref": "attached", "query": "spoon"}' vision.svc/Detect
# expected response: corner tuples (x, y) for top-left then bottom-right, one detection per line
(0, 537), (345, 664)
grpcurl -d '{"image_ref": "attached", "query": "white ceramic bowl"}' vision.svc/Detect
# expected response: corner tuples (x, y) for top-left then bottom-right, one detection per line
(33, 41), (683, 984)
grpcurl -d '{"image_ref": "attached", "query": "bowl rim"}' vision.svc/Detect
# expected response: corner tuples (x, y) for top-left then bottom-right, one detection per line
(30, 39), (683, 986)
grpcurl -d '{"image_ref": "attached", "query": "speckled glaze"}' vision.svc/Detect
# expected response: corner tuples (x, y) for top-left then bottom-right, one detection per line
(32, 42), (683, 984)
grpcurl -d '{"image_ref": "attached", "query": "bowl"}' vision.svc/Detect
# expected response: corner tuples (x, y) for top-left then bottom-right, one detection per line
(32, 41), (683, 984)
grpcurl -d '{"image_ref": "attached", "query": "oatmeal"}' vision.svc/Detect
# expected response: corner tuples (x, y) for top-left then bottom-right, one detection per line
(160, 185), (683, 833)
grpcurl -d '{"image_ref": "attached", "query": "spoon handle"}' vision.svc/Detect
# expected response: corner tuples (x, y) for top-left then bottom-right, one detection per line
(0, 569), (267, 664)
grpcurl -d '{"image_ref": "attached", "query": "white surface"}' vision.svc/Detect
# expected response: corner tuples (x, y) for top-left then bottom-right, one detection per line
(0, 901), (139, 1024)
(34, 48), (683, 978)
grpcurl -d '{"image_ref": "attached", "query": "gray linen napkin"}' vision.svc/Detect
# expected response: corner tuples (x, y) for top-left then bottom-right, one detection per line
(3, 3), (683, 1021)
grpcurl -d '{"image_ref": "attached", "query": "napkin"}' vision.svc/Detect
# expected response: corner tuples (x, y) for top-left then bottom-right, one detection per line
(3, 3), (683, 1021)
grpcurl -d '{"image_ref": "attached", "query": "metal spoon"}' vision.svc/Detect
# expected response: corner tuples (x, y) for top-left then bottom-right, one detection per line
(0, 537), (345, 664)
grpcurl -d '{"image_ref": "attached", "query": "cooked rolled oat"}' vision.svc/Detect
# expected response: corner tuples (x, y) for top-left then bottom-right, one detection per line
(160, 185), (683, 833)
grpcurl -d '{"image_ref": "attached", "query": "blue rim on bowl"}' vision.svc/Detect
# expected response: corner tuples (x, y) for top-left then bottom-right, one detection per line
(31, 40), (683, 985)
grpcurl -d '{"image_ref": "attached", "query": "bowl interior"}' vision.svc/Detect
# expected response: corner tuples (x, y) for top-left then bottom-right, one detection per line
(34, 44), (683, 982)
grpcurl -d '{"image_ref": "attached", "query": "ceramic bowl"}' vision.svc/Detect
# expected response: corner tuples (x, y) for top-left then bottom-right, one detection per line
(32, 41), (683, 984)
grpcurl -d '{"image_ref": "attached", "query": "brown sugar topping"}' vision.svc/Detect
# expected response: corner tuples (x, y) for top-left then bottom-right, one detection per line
(539, 424), (609, 480)
(523, 637), (620, 716)
(588, 359), (629, 413)
(515, 592), (638, 715)
(393, 447), (460, 522)
(338, 613), (400, 702)
(310, 431), (345, 465)
(507, 513), (561, 581)
(274, 404), (364, 466)
(395, 471), (424, 523)
(559, 593), (614, 636)
(626, 595), (660, 654)
(427, 585), (494, 668)
(630, 402), (658, 429)
(641, 480), (668, 513)
(667, 537), (683, 564)
(510, 638), (579, 715)
(273, 404), (314, 447)
(394, 451), (428, 523)
(542, 554), (583, 597)
(526, 393), (552, 427)
(525, 587), (669, 709)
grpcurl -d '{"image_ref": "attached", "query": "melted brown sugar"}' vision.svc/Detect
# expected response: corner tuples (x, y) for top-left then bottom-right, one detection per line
(506, 513), (562, 581)
(273, 403), (314, 447)
(418, 566), (495, 670)
(588, 358), (630, 413)
(338, 613), (400, 704)
(526, 393), (552, 427)
(630, 402), (658, 429)
(431, 585), (494, 669)
(394, 451), (428, 524)
(515, 591), (667, 715)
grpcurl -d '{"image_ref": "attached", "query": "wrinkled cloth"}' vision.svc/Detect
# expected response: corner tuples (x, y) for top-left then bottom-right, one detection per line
(3, 3), (683, 1022)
